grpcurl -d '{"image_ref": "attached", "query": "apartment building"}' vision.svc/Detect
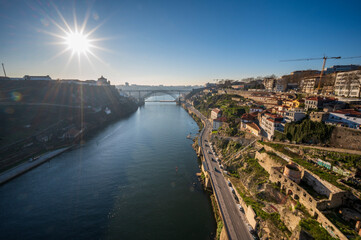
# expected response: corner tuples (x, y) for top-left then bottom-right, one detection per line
(326, 109), (361, 129)
(334, 70), (361, 98)
(211, 108), (222, 120)
(300, 77), (319, 94)
(260, 113), (284, 140)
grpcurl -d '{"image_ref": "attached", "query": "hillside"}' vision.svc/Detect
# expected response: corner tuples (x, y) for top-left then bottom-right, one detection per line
(0, 80), (139, 171)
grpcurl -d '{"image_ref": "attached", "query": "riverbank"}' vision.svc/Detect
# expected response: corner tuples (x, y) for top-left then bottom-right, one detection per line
(0, 146), (73, 185)
(0, 103), (140, 185)
(0, 80), (139, 173)
(185, 103), (221, 240)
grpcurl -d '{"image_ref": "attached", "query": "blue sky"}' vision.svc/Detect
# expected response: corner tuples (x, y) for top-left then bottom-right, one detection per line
(1, 0), (361, 85)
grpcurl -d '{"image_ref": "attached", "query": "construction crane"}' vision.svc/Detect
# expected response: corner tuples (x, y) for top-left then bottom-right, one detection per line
(2, 63), (6, 77)
(280, 55), (361, 91)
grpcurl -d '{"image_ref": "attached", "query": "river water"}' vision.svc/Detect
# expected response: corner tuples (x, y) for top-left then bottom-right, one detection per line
(0, 99), (216, 240)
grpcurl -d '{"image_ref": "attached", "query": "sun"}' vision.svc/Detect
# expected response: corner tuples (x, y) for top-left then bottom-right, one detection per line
(65, 31), (90, 54)
(40, 3), (109, 67)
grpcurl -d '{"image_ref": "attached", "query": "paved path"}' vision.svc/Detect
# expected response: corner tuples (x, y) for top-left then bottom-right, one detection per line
(272, 141), (361, 155)
(186, 104), (252, 240)
(0, 147), (72, 185)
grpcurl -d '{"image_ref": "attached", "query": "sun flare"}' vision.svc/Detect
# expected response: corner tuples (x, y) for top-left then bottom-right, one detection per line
(65, 31), (90, 54)
(41, 3), (109, 68)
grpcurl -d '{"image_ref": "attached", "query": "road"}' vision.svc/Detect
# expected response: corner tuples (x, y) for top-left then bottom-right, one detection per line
(186, 103), (253, 240)
(0, 147), (71, 185)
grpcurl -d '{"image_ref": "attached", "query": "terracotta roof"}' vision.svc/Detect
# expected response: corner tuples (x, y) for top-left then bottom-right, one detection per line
(246, 122), (260, 132)
(241, 113), (256, 120)
(333, 109), (361, 116)
(306, 96), (337, 102)
(265, 113), (283, 118)
(212, 108), (221, 114)
(214, 117), (227, 122)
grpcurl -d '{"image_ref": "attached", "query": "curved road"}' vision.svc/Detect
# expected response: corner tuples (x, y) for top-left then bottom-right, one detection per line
(187, 104), (253, 240)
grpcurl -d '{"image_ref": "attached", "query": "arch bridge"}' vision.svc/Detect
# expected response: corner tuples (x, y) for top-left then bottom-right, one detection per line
(121, 89), (192, 103)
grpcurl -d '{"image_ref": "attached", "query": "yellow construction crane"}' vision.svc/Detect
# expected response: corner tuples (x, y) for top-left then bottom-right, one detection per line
(281, 55), (361, 91)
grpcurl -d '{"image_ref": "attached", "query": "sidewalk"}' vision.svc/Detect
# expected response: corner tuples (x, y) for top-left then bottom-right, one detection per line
(0, 146), (72, 185)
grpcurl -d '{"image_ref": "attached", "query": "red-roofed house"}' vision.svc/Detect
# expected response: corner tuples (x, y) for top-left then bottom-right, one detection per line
(305, 97), (336, 110)
(240, 113), (256, 128)
(245, 122), (261, 136)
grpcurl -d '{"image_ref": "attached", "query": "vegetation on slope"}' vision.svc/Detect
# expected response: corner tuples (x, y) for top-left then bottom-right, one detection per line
(274, 119), (334, 144)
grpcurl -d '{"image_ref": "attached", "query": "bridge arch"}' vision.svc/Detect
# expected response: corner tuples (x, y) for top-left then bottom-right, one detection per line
(142, 90), (179, 100)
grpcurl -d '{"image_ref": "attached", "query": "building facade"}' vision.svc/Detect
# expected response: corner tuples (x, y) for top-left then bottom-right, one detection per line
(334, 70), (361, 98)
(263, 78), (276, 91)
(300, 77), (319, 94)
(260, 113), (284, 140)
(326, 110), (361, 129)
(211, 108), (222, 120)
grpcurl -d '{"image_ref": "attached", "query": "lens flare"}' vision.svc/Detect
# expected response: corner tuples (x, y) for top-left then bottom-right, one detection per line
(11, 92), (22, 102)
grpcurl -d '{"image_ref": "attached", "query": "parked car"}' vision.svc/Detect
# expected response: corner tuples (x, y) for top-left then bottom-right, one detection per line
(252, 234), (259, 240)
(227, 181), (232, 187)
(247, 224), (254, 234)
(236, 204), (244, 212)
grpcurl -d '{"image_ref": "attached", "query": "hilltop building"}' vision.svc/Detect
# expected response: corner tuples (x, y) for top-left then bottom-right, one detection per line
(24, 75), (52, 81)
(324, 65), (360, 74)
(97, 75), (110, 85)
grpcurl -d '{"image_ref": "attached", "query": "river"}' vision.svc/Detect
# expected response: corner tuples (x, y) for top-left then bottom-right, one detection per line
(0, 98), (216, 240)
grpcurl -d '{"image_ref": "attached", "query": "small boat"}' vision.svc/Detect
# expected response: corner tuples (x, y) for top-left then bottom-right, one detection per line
(186, 133), (192, 139)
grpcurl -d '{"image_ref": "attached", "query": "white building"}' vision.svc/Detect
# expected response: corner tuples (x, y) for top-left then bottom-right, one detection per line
(326, 110), (361, 129)
(334, 70), (361, 98)
(211, 108), (222, 120)
(249, 107), (264, 114)
(263, 78), (276, 91)
(300, 77), (319, 94)
(274, 79), (286, 92)
(284, 111), (306, 123)
(260, 113), (284, 140)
